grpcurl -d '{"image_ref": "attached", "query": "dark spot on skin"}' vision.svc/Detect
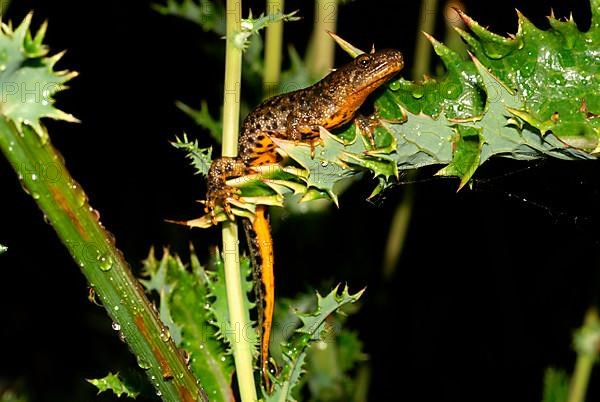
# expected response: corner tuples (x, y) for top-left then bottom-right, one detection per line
(254, 141), (264, 148)
(275, 154), (283, 163)
(256, 134), (266, 141)
(255, 255), (263, 266)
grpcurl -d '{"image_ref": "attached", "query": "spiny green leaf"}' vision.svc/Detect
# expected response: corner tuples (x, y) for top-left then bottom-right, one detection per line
(458, 5), (599, 143)
(207, 253), (258, 356)
(0, 244), (6, 254)
(171, 134), (212, 176)
(0, 14), (78, 139)
(140, 248), (235, 402)
(233, 10), (299, 50)
(267, 285), (364, 402)
(436, 125), (482, 188)
(541, 367), (569, 402)
(86, 372), (140, 399)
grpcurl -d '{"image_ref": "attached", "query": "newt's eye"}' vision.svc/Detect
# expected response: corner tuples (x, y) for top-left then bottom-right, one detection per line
(357, 55), (371, 68)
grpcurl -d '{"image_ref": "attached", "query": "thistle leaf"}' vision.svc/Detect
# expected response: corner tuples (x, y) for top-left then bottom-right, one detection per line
(266, 285), (364, 402)
(86, 372), (141, 399)
(140, 248), (235, 402)
(171, 134), (213, 177)
(0, 14), (78, 139)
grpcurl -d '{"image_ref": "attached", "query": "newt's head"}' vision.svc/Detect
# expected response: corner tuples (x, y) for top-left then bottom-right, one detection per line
(322, 49), (404, 115)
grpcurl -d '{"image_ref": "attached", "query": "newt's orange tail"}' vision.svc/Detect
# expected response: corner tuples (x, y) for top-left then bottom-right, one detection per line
(242, 205), (275, 391)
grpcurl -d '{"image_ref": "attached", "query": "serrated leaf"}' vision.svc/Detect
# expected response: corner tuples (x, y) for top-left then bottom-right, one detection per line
(0, 14), (78, 138)
(140, 248), (235, 402)
(87, 372), (140, 399)
(436, 125), (482, 189)
(266, 285), (364, 402)
(460, 5), (599, 143)
(171, 134), (212, 176)
(207, 254), (258, 356)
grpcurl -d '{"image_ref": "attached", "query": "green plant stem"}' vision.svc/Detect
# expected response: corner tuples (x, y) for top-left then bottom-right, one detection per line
(221, 0), (258, 400)
(568, 308), (599, 402)
(443, 0), (467, 55)
(0, 0), (11, 15)
(0, 119), (206, 401)
(306, 0), (338, 78)
(263, 0), (285, 97)
(382, 184), (414, 279)
(413, 0), (438, 79)
(383, 0), (439, 279)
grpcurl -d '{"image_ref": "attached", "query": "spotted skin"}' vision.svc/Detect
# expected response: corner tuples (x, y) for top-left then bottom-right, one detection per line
(206, 49), (404, 391)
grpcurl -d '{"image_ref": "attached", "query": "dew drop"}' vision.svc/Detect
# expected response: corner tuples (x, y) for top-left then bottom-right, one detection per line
(89, 207), (100, 221)
(31, 192), (40, 200)
(31, 173), (38, 181)
(156, 390), (162, 397)
(389, 80), (400, 91)
(159, 328), (171, 342)
(111, 322), (121, 331)
(137, 356), (152, 370)
(320, 160), (328, 167)
(97, 253), (113, 271)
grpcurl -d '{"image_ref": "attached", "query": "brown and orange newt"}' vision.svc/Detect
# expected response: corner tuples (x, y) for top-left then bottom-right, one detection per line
(205, 48), (404, 390)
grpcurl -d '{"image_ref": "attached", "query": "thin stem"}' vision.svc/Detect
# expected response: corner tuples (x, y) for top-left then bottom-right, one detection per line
(413, 0), (438, 79)
(382, 184), (414, 279)
(221, 0), (258, 400)
(263, 0), (285, 98)
(568, 308), (599, 402)
(0, 119), (206, 401)
(305, 0), (338, 78)
(383, 0), (439, 279)
(0, 0), (11, 15)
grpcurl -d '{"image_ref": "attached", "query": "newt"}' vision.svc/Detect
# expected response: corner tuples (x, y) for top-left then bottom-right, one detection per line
(206, 48), (404, 390)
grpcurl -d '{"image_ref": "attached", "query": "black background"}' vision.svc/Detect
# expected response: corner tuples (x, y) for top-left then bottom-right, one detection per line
(1, 0), (599, 401)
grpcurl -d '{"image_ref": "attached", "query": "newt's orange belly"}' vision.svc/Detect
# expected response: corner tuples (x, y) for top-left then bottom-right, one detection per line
(247, 133), (280, 166)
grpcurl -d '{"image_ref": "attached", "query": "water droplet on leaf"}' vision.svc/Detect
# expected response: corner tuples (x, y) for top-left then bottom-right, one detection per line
(97, 253), (113, 271)
(136, 356), (152, 370)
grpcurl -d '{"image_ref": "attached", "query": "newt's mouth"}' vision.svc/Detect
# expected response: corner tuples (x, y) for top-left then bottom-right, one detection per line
(353, 67), (402, 97)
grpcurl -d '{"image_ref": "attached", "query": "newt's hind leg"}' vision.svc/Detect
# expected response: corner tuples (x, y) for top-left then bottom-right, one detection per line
(206, 157), (246, 224)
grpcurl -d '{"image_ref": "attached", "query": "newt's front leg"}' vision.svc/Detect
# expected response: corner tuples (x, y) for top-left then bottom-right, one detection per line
(205, 157), (246, 223)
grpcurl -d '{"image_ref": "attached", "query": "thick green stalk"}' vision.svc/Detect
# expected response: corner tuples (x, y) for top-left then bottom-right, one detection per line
(263, 0), (285, 97)
(305, 0), (338, 78)
(221, 0), (258, 400)
(0, 119), (206, 401)
(568, 309), (599, 402)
